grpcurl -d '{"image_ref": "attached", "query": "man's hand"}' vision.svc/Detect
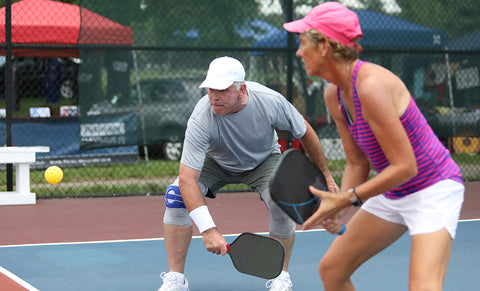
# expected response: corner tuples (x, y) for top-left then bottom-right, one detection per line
(324, 173), (340, 193)
(202, 228), (228, 255)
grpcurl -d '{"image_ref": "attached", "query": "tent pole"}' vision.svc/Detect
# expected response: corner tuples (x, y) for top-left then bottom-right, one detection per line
(132, 50), (149, 166)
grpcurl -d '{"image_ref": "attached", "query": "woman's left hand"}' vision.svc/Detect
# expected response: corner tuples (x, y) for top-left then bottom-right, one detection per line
(303, 185), (346, 230)
(321, 216), (345, 234)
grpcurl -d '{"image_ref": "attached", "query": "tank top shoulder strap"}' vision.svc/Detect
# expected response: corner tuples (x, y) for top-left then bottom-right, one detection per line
(350, 60), (368, 117)
(337, 60), (368, 126)
(351, 60), (367, 93)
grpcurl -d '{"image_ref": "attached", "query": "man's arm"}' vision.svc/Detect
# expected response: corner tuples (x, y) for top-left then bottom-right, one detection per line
(178, 163), (206, 212)
(298, 120), (339, 193)
(178, 163), (228, 255)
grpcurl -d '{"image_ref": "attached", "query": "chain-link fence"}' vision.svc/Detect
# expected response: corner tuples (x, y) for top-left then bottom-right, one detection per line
(1, 0), (479, 198)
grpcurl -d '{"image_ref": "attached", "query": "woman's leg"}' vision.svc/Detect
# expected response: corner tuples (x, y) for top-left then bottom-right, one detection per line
(319, 209), (407, 291)
(409, 228), (452, 291)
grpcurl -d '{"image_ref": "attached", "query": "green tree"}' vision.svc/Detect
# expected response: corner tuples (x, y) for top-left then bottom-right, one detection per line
(395, 0), (479, 38)
(80, 0), (260, 47)
(277, 0), (479, 39)
(0, 0), (79, 7)
(356, 0), (387, 13)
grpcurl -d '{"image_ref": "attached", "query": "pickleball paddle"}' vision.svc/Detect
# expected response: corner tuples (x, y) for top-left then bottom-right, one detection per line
(226, 232), (285, 279)
(270, 148), (346, 234)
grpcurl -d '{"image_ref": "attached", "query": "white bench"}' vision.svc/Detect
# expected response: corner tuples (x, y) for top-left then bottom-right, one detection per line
(0, 146), (50, 205)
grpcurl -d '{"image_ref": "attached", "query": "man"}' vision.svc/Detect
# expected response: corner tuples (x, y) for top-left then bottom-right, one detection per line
(159, 56), (338, 291)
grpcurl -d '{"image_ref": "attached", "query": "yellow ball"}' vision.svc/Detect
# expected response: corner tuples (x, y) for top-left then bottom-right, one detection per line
(45, 166), (63, 184)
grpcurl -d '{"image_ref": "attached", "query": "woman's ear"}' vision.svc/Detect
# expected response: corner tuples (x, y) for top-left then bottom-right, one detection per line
(320, 39), (329, 57)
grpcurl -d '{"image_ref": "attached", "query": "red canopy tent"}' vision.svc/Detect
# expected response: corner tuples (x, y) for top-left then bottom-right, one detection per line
(0, 0), (134, 57)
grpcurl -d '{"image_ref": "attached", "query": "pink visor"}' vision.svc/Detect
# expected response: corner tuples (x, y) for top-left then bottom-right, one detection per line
(283, 2), (362, 47)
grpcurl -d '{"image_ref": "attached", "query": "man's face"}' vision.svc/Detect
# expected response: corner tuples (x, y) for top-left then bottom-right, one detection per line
(207, 85), (242, 115)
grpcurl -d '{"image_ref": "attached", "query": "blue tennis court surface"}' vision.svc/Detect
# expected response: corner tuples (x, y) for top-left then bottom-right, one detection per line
(0, 220), (479, 290)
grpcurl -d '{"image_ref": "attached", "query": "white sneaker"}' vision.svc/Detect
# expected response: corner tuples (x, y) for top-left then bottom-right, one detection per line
(266, 277), (293, 291)
(158, 272), (189, 291)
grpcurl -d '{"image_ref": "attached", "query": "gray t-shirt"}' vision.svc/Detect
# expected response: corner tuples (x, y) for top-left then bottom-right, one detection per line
(180, 81), (306, 173)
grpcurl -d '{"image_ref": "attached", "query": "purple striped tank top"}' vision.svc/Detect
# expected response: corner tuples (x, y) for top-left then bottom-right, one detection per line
(338, 60), (462, 199)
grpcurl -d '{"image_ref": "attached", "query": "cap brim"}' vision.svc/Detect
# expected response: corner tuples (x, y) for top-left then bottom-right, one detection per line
(283, 19), (311, 33)
(199, 79), (234, 90)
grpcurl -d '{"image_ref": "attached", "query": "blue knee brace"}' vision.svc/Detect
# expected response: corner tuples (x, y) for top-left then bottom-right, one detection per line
(165, 184), (186, 209)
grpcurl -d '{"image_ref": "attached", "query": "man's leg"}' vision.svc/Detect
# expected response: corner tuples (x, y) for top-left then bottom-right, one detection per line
(260, 188), (296, 271)
(163, 179), (194, 272)
(270, 233), (295, 271)
(260, 188), (296, 290)
(160, 179), (194, 290)
(164, 223), (192, 273)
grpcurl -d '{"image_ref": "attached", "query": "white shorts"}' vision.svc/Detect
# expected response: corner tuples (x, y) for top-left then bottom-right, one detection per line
(362, 179), (464, 239)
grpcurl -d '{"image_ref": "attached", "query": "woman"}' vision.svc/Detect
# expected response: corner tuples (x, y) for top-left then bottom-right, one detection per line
(283, 2), (464, 290)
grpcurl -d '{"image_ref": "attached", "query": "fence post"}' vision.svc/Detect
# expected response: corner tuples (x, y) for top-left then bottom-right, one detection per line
(5, 0), (13, 191)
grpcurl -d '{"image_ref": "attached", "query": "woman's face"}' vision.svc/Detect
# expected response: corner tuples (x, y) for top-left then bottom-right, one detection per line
(296, 34), (324, 77)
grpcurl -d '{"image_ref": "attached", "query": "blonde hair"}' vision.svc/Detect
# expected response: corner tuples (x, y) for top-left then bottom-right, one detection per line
(301, 29), (361, 61)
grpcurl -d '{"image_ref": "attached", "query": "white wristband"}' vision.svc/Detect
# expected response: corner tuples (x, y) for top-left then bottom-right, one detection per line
(189, 205), (216, 233)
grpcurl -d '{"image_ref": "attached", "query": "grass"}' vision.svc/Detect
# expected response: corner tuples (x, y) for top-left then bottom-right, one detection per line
(29, 159), (180, 198)
(2, 149), (477, 199)
(453, 153), (480, 165)
(453, 154), (480, 181)
(14, 156), (347, 199)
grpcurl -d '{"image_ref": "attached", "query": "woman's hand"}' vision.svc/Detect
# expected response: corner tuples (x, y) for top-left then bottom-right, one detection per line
(321, 216), (345, 234)
(303, 185), (348, 230)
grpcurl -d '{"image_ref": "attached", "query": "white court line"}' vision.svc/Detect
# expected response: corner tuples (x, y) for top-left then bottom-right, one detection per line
(0, 219), (478, 249)
(0, 266), (40, 291)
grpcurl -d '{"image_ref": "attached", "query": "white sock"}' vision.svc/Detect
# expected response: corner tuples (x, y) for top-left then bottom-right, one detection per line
(170, 272), (185, 284)
(278, 271), (290, 280)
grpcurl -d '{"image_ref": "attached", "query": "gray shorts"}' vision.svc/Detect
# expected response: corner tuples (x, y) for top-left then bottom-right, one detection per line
(164, 152), (295, 238)
(199, 153), (280, 198)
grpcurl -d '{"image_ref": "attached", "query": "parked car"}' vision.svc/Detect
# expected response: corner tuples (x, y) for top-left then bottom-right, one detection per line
(0, 56), (79, 100)
(87, 78), (204, 160)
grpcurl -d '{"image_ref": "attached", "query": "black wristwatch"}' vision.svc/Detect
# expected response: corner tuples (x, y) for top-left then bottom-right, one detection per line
(348, 188), (363, 207)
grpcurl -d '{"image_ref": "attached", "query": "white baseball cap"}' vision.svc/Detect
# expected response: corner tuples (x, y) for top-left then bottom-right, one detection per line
(199, 56), (245, 90)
